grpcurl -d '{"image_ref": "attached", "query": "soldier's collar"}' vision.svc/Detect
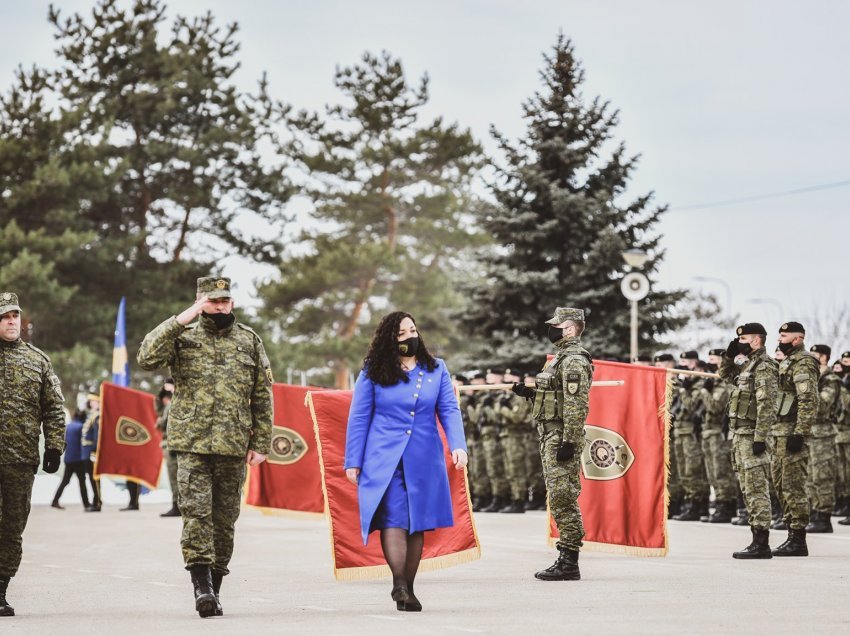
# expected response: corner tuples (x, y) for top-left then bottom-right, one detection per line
(554, 336), (581, 349)
(0, 337), (22, 348)
(747, 346), (766, 359)
(199, 313), (236, 335)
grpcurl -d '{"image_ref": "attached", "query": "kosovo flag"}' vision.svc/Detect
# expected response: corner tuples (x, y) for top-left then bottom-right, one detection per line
(112, 297), (130, 387)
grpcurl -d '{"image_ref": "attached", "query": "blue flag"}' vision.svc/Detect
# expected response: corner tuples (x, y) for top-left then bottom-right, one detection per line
(112, 297), (130, 387)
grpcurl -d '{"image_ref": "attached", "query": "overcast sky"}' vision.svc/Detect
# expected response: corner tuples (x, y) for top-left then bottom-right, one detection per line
(3, 0), (849, 345)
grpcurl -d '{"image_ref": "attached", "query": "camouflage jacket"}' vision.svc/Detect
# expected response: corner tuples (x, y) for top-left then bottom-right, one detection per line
(156, 401), (171, 448)
(836, 380), (850, 443)
(137, 315), (273, 457)
(533, 337), (592, 444)
(699, 379), (731, 436)
(812, 369), (842, 437)
(775, 345), (819, 436)
(673, 379), (703, 432)
(718, 347), (778, 443)
(0, 338), (66, 465)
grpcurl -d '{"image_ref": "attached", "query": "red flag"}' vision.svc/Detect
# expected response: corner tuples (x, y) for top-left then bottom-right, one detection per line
(245, 384), (324, 516)
(307, 389), (480, 580)
(548, 360), (669, 556)
(95, 382), (162, 489)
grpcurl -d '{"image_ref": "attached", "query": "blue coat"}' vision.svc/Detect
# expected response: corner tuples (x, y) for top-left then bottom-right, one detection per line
(63, 418), (85, 463)
(344, 358), (467, 545)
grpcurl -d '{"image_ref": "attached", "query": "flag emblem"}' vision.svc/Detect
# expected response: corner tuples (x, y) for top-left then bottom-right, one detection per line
(268, 426), (307, 465)
(581, 425), (634, 481)
(116, 416), (152, 446)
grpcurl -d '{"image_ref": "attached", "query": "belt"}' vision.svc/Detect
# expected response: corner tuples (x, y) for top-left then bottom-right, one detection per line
(538, 420), (563, 435)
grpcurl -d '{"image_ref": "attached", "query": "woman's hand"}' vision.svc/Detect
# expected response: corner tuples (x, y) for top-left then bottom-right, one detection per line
(345, 467), (360, 484)
(451, 449), (468, 471)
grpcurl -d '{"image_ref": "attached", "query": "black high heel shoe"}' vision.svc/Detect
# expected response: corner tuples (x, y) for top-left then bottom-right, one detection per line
(391, 586), (410, 611)
(403, 590), (422, 612)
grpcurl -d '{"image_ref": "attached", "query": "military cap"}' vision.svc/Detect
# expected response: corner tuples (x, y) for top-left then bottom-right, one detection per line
(472, 371), (487, 380)
(545, 307), (585, 325)
(680, 351), (699, 360)
(634, 354), (652, 362)
(842, 351), (850, 359)
(654, 353), (675, 362)
(736, 323), (767, 336)
(708, 348), (725, 357)
(197, 276), (233, 300)
(778, 321), (805, 334)
(810, 344), (831, 358)
(0, 291), (21, 316)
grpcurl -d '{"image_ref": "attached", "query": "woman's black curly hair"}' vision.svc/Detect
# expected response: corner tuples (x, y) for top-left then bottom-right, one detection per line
(362, 311), (438, 386)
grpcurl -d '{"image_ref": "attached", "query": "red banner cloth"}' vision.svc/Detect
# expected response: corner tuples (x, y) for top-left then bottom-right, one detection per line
(548, 360), (669, 556)
(307, 389), (480, 580)
(245, 384), (324, 516)
(95, 382), (162, 489)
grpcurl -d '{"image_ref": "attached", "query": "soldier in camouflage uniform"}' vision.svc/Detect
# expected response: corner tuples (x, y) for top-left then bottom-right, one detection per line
(804, 345), (841, 533)
(700, 349), (736, 523)
(0, 292), (66, 616)
(520, 372), (547, 510)
(672, 351), (711, 521)
(513, 307), (591, 581)
(654, 353), (683, 516)
(478, 370), (511, 512)
(156, 379), (181, 517)
(837, 352), (850, 525)
(498, 374), (529, 513)
(719, 323), (778, 559)
(137, 277), (273, 618)
(460, 376), (491, 511)
(770, 322), (819, 557)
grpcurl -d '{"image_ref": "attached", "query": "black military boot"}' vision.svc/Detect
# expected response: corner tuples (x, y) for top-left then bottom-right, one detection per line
(499, 499), (526, 514)
(667, 496), (683, 519)
(481, 495), (508, 513)
(698, 496), (711, 522)
(770, 517), (787, 530)
(527, 490), (547, 511)
(732, 527), (772, 559)
(673, 499), (701, 521)
(834, 496), (849, 517)
(0, 576), (14, 617)
(839, 515), (850, 526)
(211, 571), (224, 617)
(160, 505), (180, 518)
(189, 565), (218, 617)
(708, 499), (734, 524)
(772, 528), (808, 557)
(732, 508), (749, 526)
(472, 495), (491, 512)
(805, 510), (833, 534)
(534, 548), (580, 581)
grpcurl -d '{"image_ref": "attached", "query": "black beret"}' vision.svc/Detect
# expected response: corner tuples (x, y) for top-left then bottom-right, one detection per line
(842, 351), (850, 358)
(472, 371), (487, 380)
(708, 348), (725, 357)
(736, 323), (767, 336)
(680, 351), (699, 360)
(634, 354), (652, 362)
(654, 353), (675, 362)
(487, 367), (504, 375)
(810, 344), (831, 358)
(779, 321), (805, 334)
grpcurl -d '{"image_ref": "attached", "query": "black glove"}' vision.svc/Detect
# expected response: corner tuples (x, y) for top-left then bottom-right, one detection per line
(511, 383), (535, 399)
(556, 441), (575, 462)
(721, 414), (730, 439)
(752, 440), (766, 456)
(786, 434), (804, 453)
(725, 339), (739, 358)
(43, 448), (62, 474)
(703, 378), (715, 392)
(681, 376), (697, 390)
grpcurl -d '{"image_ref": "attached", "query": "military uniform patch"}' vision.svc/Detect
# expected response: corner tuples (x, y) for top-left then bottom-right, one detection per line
(216, 279), (227, 289)
(581, 425), (635, 481)
(566, 372), (581, 395)
(116, 416), (152, 446)
(267, 426), (307, 465)
(265, 367), (274, 385)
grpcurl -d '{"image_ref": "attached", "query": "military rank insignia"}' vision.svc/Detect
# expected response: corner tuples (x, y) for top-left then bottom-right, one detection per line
(215, 279), (227, 289)
(267, 425), (307, 465)
(115, 416), (152, 446)
(581, 425), (635, 481)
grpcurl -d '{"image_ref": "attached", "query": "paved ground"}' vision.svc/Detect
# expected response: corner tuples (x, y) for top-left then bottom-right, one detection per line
(4, 502), (850, 635)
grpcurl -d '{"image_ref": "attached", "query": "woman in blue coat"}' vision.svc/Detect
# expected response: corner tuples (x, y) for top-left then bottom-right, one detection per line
(344, 312), (468, 612)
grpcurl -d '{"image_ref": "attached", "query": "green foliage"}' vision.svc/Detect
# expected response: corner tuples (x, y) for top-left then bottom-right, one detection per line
(461, 36), (687, 370)
(259, 51), (485, 386)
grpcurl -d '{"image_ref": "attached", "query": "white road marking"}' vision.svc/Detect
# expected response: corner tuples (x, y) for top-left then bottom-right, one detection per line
(364, 614), (403, 621)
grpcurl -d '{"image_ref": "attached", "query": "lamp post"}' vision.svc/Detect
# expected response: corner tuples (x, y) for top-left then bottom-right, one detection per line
(620, 249), (650, 361)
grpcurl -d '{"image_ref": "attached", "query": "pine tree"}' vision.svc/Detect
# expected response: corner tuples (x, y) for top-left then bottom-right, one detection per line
(259, 51), (483, 387)
(461, 36), (686, 370)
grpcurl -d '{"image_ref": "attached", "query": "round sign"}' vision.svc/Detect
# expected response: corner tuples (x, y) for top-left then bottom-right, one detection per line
(620, 272), (650, 301)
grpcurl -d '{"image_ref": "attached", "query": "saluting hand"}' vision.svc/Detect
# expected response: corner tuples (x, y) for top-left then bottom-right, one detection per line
(452, 449), (468, 471)
(176, 294), (210, 326)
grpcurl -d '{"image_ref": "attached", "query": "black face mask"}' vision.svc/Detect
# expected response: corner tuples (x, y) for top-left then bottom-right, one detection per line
(398, 337), (420, 357)
(841, 364), (850, 375)
(547, 326), (565, 344)
(705, 363), (718, 373)
(203, 311), (235, 331)
(737, 341), (753, 356)
(777, 342), (795, 356)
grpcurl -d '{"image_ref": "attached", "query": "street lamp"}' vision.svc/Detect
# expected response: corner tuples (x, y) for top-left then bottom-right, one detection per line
(620, 249), (650, 362)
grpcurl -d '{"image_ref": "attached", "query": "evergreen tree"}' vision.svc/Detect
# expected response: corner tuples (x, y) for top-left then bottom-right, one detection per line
(259, 51), (483, 388)
(462, 36), (686, 369)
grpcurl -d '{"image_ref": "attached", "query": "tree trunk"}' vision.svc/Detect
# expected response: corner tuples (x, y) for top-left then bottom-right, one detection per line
(172, 208), (192, 262)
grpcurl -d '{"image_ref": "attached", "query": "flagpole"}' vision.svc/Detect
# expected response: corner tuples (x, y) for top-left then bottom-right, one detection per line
(664, 368), (720, 380)
(457, 381), (624, 392)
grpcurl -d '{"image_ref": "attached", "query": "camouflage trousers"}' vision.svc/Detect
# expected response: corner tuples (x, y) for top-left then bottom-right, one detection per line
(768, 435), (810, 530)
(176, 452), (246, 575)
(500, 429), (528, 501)
(701, 432), (736, 501)
(730, 432), (771, 530)
(806, 435), (836, 514)
(163, 448), (179, 507)
(480, 427), (510, 498)
(672, 428), (709, 499)
(0, 463), (35, 578)
(667, 429), (684, 502)
(836, 442), (850, 500)
(524, 429), (545, 498)
(466, 435), (490, 499)
(538, 422), (585, 551)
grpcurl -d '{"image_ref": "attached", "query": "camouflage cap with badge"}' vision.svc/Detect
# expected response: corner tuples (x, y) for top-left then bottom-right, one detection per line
(0, 292), (21, 316)
(197, 276), (233, 300)
(545, 307), (585, 325)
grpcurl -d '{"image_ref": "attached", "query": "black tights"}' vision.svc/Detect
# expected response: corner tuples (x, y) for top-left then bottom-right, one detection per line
(380, 528), (424, 591)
